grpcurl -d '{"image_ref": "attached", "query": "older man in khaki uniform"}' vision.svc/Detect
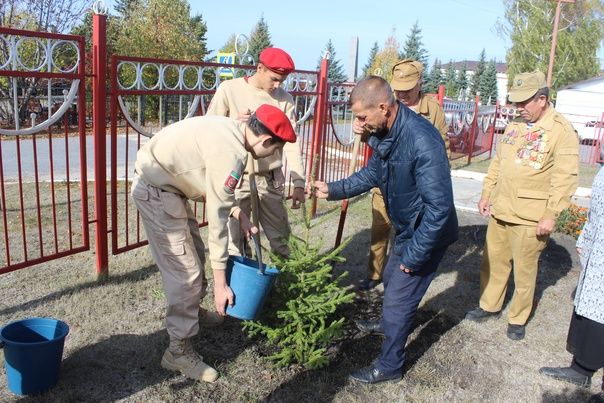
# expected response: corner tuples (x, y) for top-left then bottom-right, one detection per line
(207, 47), (305, 258)
(359, 59), (450, 291)
(465, 71), (579, 341)
(132, 105), (296, 382)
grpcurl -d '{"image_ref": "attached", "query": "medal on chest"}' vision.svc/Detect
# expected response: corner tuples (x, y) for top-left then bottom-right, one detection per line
(500, 129), (518, 145)
(515, 127), (548, 170)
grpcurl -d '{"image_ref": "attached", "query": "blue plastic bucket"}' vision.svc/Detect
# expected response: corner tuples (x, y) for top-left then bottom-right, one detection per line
(0, 318), (69, 395)
(226, 256), (279, 320)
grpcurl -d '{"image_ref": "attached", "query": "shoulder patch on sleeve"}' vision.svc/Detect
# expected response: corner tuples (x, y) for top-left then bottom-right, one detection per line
(224, 170), (241, 194)
(223, 160), (245, 194)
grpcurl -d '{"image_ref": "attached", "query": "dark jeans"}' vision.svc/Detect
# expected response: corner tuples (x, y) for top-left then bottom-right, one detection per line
(375, 247), (447, 375)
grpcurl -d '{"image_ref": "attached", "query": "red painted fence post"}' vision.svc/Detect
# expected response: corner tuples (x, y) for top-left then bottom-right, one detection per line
(437, 84), (445, 107)
(92, 11), (109, 278)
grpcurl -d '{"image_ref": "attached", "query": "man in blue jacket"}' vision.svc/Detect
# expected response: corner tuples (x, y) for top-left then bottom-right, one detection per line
(313, 76), (458, 384)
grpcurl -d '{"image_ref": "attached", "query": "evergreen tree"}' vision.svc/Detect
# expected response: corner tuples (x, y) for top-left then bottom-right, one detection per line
(424, 58), (443, 94)
(399, 21), (429, 67)
(248, 16), (273, 65)
(444, 60), (458, 98)
(478, 60), (499, 105)
(362, 41), (379, 78)
(470, 49), (487, 97)
(190, 14), (209, 57)
(455, 61), (469, 100)
(317, 39), (347, 83)
(243, 200), (355, 369)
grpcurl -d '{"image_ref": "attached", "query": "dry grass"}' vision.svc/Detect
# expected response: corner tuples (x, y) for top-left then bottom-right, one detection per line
(0, 190), (602, 402)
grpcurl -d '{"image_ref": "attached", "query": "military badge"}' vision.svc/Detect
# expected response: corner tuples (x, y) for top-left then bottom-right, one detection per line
(224, 170), (241, 194)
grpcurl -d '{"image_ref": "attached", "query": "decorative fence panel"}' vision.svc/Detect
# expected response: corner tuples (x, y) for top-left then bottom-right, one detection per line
(444, 98), (498, 164)
(0, 27), (89, 274)
(109, 54), (322, 255)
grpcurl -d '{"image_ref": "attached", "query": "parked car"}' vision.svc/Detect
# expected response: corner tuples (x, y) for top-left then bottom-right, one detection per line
(577, 120), (604, 142)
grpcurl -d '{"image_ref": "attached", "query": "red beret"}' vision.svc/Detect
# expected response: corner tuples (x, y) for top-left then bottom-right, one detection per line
(255, 104), (296, 143)
(259, 47), (295, 75)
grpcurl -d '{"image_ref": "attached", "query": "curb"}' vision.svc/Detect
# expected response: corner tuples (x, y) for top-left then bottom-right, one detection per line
(452, 169), (592, 199)
(455, 204), (479, 214)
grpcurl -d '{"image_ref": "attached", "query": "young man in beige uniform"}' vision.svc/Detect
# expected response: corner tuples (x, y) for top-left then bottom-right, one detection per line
(132, 105), (296, 382)
(359, 59), (449, 292)
(465, 71), (579, 340)
(206, 47), (305, 258)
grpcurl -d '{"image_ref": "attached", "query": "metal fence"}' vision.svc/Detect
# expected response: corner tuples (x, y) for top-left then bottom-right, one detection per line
(0, 14), (503, 276)
(0, 27), (89, 275)
(109, 54), (325, 255)
(561, 110), (604, 165)
(0, 14), (368, 276)
(444, 96), (498, 164)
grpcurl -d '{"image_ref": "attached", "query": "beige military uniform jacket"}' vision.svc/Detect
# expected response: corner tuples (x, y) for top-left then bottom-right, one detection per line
(481, 106), (579, 225)
(135, 116), (248, 270)
(206, 77), (305, 188)
(417, 93), (449, 157)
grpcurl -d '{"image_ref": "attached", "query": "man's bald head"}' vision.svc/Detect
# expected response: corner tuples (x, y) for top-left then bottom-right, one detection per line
(349, 76), (395, 109)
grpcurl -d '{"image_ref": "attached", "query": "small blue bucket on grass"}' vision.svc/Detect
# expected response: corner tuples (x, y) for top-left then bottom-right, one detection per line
(0, 317), (69, 395)
(226, 256), (279, 320)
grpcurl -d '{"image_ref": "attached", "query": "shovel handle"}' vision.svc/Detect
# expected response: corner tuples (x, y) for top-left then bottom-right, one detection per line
(249, 234), (265, 275)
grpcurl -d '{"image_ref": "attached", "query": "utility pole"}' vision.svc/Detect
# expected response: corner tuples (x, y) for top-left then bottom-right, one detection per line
(546, 0), (575, 87)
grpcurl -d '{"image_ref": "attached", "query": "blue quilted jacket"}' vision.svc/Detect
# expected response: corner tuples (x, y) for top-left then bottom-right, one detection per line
(328, 102), (458, 271)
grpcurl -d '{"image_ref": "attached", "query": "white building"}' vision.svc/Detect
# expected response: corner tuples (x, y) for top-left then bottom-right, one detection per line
(555, 75), (604, 129)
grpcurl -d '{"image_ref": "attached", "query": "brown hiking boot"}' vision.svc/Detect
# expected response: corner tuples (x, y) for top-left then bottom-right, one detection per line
(161, 337), (219, 382)
(199, 307), (224, 327)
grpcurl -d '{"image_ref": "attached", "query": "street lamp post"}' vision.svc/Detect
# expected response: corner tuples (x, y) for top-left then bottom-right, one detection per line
(546, 0), (575, 87)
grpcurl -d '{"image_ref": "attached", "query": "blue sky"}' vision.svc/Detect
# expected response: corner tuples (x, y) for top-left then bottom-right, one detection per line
(106, 0), (603, 75)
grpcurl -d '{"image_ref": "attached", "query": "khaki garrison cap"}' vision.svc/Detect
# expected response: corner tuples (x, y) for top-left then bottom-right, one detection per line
(391, 59), (423, 91)
(508, 71), (547, 103)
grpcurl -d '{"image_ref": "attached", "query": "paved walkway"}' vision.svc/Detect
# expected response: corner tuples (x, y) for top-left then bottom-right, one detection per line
(451, 169), (591, 213)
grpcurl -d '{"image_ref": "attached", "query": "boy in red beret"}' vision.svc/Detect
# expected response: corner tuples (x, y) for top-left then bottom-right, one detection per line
(207, 47), (305, 260)
(132, 105), (295, 383)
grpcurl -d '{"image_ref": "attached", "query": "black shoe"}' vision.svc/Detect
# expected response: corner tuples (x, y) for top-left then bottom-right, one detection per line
(349, 365), (401, 384)
(506, 324), (525, 340)
(588, 392), (604, 403)
(357, 278), (382, 291)
(539, 366), (591, 388)
(355, 319), (384, 336)
(465, 307), (501, 322)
